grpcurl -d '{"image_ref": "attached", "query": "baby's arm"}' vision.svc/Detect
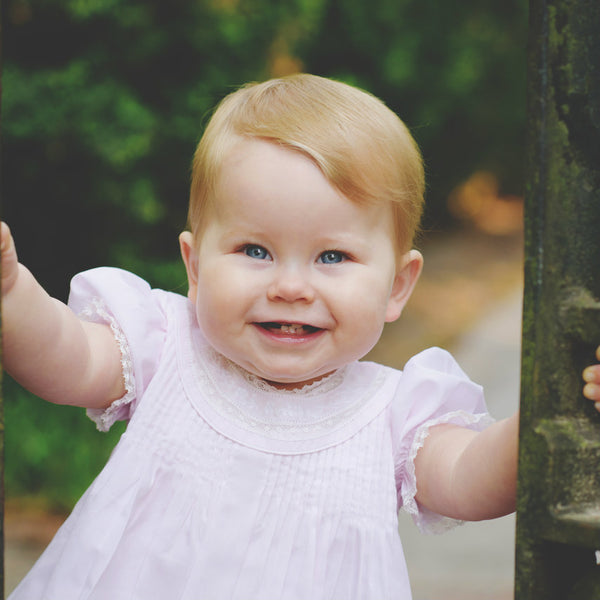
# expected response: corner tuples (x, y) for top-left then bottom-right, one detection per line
(414, 413), (519, 521)
(415, 346), (600, 521)
(1, 222), (124, 408)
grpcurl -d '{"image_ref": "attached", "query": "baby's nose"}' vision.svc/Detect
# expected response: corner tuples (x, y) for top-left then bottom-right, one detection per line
(267, 266), (315, 303)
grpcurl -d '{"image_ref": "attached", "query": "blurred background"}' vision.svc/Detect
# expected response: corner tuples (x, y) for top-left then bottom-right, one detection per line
(3, 0), (527, 597)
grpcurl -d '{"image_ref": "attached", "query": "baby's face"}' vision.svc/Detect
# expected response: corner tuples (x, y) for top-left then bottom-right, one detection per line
(181, 139), (422, 389)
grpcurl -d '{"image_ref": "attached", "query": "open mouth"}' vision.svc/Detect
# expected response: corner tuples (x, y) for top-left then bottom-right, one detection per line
(257, 322), (322, 336)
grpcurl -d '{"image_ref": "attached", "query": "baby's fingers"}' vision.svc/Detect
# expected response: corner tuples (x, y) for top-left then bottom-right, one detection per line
(1, 222), (20, 295)
(583, 348), (600, 411)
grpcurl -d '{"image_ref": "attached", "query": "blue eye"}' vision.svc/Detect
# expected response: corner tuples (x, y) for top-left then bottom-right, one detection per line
(244, 245), (270, 260)
(319, 250), (345, 264)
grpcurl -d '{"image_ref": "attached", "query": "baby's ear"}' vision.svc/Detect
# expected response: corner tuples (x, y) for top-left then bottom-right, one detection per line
(179, 231), (199, 303)
(385, 250), (423, 323)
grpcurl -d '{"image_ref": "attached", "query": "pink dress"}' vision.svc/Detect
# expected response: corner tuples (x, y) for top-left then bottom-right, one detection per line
(10, 268), (492, 600)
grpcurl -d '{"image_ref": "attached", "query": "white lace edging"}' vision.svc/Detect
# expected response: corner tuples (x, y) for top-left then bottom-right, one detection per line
(78, 298), (136, 432)
(401, 410), (495, 535)
(189, 346), (384, 441)
(233, 361), (346, 395)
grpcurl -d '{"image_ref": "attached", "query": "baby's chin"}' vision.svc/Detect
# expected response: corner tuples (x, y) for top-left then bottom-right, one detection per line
(236, 361), (338, 390)
(261, 371), (337, 391)
(208, 341), (342, 390)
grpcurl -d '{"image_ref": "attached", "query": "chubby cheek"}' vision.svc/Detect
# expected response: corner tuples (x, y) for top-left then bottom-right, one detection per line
(194, 270), (239, 333)
(194, 263), (264, 339)
(333, 281), (389, 348)
(351, 307), (387, 352)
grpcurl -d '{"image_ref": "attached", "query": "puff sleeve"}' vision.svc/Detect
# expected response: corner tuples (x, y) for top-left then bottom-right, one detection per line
(391, 347), (494, 534)
(68, 267), (168, 432)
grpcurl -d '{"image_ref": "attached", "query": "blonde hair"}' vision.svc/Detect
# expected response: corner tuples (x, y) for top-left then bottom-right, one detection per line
(188, 74), (424, 254)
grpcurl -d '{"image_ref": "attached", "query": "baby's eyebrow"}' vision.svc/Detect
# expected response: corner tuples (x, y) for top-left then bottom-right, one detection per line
(318, 233), (373, 250)
(222, 230), (268, 243)
(217, 224), (377, 255)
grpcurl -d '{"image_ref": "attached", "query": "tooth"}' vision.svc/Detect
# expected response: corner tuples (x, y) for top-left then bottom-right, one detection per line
(280, 324), (304, 334)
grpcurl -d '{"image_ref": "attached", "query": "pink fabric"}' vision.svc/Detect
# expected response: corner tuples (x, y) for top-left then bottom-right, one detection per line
(10, 268), (491, 600)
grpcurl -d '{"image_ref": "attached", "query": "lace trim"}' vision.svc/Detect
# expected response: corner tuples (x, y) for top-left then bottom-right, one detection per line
(226, 356), (346, 395)
(190, 345), (385, 441)
(401, 410), (495, 534)
(77, 298), (136, 432)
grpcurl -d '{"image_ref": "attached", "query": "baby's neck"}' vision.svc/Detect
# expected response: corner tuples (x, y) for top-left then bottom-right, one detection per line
(262, 370), (337, 391)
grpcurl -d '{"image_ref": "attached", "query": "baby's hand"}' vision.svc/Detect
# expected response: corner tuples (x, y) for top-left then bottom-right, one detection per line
(1, 222), (20, 296)
(583, 346), (600, 411)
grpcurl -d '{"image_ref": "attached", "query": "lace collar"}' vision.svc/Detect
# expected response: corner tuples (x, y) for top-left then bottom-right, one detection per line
(180, 321), (389, 444)
(226, 357), (347, 395)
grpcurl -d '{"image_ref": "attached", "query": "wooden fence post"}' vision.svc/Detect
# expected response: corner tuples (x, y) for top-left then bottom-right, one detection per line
(0, 1), (5, 594)
(516, 0), (600, 597)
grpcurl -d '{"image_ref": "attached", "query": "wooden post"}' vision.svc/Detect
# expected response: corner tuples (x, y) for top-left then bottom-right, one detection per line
(516, 0), (600, 598)
(0, 0), (5, 593)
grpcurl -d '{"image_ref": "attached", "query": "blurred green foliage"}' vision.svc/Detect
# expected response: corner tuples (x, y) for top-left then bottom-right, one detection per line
(2, 0), (527, 508)
(5, 378), (126, 509)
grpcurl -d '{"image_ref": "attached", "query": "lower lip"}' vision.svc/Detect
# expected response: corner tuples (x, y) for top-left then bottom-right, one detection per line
(253, 324), (325, 344)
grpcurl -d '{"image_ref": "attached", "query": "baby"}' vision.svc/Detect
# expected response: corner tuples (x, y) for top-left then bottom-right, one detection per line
(4, 73), (600, 600)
